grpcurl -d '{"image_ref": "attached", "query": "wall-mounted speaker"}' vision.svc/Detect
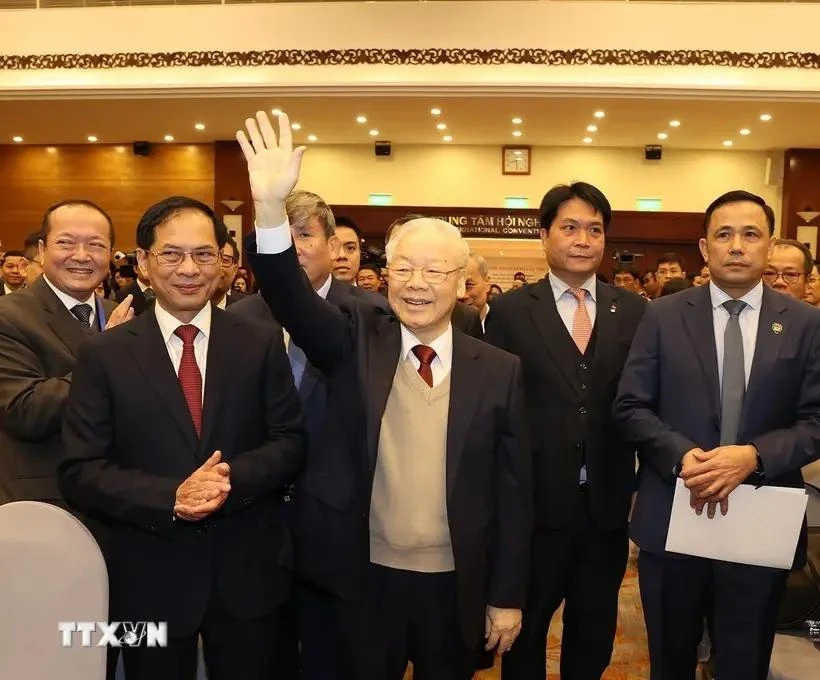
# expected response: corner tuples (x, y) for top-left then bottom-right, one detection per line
(375, 141), (392, 157)
(133, 141), (152, 157)
(645, 144), (662, 161)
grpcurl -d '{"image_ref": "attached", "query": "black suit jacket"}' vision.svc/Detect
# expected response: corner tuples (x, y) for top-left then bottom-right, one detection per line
(485, 277), (647, 530)
(58, 307), (307, 636)
(0, 277), (116, 504)
(246, 244), (532, 650)
(114, 280), (150, 316)
(613, 284), (820, 564)
(453, 301), (484, 340)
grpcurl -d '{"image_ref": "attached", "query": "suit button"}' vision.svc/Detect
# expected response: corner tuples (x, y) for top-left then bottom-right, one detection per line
(579, 363), (588, 371)
(579, 407), (588, 415)
(284, 494), (292, 503)
(581, 384), (587, 390)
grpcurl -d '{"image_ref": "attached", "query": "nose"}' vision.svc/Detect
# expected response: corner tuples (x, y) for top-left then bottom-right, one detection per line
(406, 268), (428, 288)
(70, 244), (92, 261)
(728, 234), (745, 252)
(177, 253), (200, 275)
(575, 229), (591, 247)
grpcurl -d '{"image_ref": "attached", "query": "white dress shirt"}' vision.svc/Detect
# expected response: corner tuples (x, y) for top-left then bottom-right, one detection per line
(154, 301), (211, 401)
(479, 303), (490, 332)
(709, 280), (762, 389)
(3, 283), (16, 296)
(43, 275), (98, 327)
(400, 324), (453, 388)
(549, 272), (598, 334)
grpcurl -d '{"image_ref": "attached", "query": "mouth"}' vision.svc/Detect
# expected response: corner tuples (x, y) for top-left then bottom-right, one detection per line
(402, 298), (431, 307)
(334, 265), (349, 273)
(175, 283), (203, 294)
(66, 267), (95, 275)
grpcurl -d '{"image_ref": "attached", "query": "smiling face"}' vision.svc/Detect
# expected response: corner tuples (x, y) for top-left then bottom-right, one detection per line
(540, 196), (605, 287)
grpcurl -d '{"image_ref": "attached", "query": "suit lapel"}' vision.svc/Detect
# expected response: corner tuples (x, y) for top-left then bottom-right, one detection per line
(125, 311), (199, 454)
(31, 278), (96, 356)
(366, 316), (402, 468)
(198, 308), (232, 450)
(527, 280), (583, 398)
(590, 283), (618, 379)
(445, 331), (483, 500)
(682, 286), (721, 416)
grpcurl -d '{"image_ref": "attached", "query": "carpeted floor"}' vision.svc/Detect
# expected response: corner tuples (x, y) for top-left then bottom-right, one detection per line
(405, 543), (650, 679)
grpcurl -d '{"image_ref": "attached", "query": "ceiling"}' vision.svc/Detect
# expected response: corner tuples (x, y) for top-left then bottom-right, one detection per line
(1, 95), (819, 150)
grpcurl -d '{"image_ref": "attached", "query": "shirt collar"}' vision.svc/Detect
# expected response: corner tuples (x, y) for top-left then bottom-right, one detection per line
(708, 280), (763, 311)
(548, 272), (598, 302)
(137, 279), (150, 293)
(215, 294), (228, 310)
(400, 322), (453, 366)
(154, 300), (212, 345)
(42, 275), (96, 311)
(316, 274), (333, 300)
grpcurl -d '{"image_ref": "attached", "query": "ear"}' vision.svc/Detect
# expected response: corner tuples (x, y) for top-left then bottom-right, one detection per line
(698, 237), (709, 264)
(328, 234), (340, 259)
(38, 239), (45, 262)
(539, 227), (550, 254)
(135, 249), (151, 283)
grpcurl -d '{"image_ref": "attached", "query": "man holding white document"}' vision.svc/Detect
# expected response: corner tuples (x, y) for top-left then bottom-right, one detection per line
(614, 190), (820, 680)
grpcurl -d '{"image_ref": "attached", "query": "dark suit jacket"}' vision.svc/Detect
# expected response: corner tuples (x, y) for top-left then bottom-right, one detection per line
(114, 280), (150, 315)
(486, 278), (646, 530)
(246, 244), (532, 650)
(225, 289), (249, 306)
(0, 277), (116, 504)
(453, 301), (484, 340)
(613, 284), (820, 564)
(58, 307), (306, 636)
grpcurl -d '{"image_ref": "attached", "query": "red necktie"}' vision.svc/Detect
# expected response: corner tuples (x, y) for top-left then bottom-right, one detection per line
(174, 324), (202, 436)
(411, 345), (437, 387)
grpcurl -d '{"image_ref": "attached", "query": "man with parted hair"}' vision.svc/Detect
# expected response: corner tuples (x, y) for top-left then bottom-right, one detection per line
(237, 111), (532, 680)
(763, 237), (813, 302)
(332, 215), (363, 284)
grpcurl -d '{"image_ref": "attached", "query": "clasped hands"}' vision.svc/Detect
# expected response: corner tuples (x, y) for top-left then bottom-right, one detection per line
(485, 606), (522, 656)
(679, 444), (759, 519)
(174, 451), (231, 521)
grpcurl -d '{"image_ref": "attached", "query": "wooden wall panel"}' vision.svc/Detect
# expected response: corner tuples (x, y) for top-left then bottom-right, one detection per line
(0, 143), (214, 251)
(782, 148), (820, 244)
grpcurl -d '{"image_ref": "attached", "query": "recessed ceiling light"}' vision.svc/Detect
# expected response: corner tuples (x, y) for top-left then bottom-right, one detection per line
(582, 137), (593, 144)
(587, 125), (598, 133)
(442, 135), (453, 143)
(87, 135), (98, 143)
(511, 117), (523, 125)
(12, 136), (23, 143)
(593, 111), (606, 119)
(46, 146), (57, 153)
(272, 108), (283, 116)
(436, 123), (447, 130)
(512, 130), (523, 138)
(760, 113), (772, 122)
(194, 123), (206, 131)
(669, 120), (681, 127)
(430, 108), (442, 116)
(291, 123), (302, 131)
(739, 128), (751, 136)
(369, 129), (379, 136)
(657, 132), (668, 140)
(307, 134), (317, 142)
(356, 115), (367, 124)
(723, 140), (734, 147)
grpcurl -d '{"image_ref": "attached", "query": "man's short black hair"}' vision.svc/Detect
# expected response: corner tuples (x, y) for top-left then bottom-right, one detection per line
(222, 232), (240, 262)
(660, 278), (693, 297)
(117, 264), (136, 279)
(539, 182), (612, 232)
(358, 262), (382, 276)
(613, 265), (640, 280)
(513, 271), (527, 280)
(40, 199), (115, 246)
(136, 196), (227, 251)
(335, 216), (362, 241)
(703, 190), (775, 235)
(22, 232), (42, 260)
(656, 252), (685, 270)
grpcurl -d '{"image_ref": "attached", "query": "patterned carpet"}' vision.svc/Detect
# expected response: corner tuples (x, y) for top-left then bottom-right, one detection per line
(406, 544), (650, 679)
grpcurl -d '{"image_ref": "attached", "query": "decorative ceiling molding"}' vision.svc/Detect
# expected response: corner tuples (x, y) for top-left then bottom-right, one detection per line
(1, 48), (820, 71)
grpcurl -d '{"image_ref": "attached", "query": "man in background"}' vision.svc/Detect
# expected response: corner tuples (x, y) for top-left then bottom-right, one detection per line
(212, 233), (247, 309)
(1, 250), (26, 295)
(115, 255), (154, 316)
(460, 253), (491, 331)
(763, 238), (813, 302)
(613, 265), (643, 294)
(355, 263), (383, 293)
(332, 216), (362, 284)
(655, 252), (686, 290)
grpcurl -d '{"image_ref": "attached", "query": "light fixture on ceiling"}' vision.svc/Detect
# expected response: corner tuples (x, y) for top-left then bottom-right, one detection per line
(723, 140), (734, 147)
(291, 123), (302, 131)
(220, 199), (244, 212)
(760, 113), (772, 122)
(369, 129), (379, 136)
(12, 136), (23, 143)
(194, 123), (206, 131)
(511, 117), (523, 125)
(587, 125), (598, 133)
(430, 107), (442, 116)
(163, 135), (174, 142)
(356, 115), (367, 124)
(307, 134), (318, 142)
(436, 123), (447, 130)
(87, 135), (98, 143)
(669, 120), (681, 127)
(582, 137), (593, 144)
(739, 128), (751, 136)
(657, 132), (668, 140)
(442, 135), (453, 143)
(512, 130), (523, 137)
(272, 108), (283, 116)
(593, 111), (606, 119)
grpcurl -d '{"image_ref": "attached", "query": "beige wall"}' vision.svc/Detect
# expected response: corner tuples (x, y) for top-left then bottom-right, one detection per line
(297, 144), (782, 218)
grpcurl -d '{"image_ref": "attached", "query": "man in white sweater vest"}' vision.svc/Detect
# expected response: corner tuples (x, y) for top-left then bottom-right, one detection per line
(238, 111), (533, 680)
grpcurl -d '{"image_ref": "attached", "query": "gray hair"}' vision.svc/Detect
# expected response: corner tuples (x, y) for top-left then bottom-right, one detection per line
(469, 252), (490, 279)
(385, 218), (469, 268)
(285, 190), (336, 240)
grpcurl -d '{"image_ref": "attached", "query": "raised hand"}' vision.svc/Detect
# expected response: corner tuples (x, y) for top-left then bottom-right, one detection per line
(236, 111), (306, 227)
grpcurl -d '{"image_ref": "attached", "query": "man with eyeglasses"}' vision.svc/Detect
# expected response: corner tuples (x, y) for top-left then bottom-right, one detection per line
(59, 195), (306, 680)
(212, 233), (247, 309)
(763, 238), (813, 302)
(238, 111), (531, 680)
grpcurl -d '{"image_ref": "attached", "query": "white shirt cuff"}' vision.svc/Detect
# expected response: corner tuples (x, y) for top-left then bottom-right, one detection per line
(255, 220), (292, 254)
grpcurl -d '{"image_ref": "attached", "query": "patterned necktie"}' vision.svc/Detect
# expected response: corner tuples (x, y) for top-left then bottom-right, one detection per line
(143, 287), (156, 306)
(570, 288), (592, 353)
(411, 345), (437, 387)
(174, 324), (202, 436)
(720, 300), (748, 445)
(70, 303), (94, 328)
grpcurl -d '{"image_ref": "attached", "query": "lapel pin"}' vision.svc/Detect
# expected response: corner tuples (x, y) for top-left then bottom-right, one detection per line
(771, 322), (783, 335)
(610, 304), (617, 313)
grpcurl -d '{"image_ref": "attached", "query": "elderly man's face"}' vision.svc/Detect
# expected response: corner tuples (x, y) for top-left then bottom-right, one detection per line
(387, 223), (464, 343)
(461, 255), (490, 310)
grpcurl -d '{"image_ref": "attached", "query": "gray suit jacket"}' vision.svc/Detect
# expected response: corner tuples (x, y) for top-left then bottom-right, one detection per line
(0, 276), (117, 504)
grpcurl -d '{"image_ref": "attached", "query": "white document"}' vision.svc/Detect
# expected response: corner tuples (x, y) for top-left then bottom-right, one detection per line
(665, 478), (808, 569)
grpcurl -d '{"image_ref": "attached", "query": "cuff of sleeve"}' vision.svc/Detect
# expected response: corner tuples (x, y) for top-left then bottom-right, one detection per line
(255, 220), (292, 254)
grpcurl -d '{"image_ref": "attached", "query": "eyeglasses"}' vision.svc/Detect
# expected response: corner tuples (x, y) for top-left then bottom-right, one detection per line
(762, 269), (803, 284)
(388, 266), (461, 284)
(146, 249), (220, 267)
(220, 254), (238, 267)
